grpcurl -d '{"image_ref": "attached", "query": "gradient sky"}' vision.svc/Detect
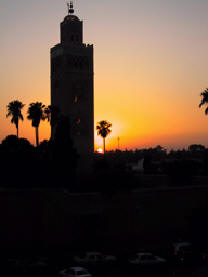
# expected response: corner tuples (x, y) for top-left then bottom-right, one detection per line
(1, 0), (208, 150)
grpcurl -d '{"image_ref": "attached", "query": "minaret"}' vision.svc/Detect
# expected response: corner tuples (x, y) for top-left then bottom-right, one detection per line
(50, 2), (94, 157)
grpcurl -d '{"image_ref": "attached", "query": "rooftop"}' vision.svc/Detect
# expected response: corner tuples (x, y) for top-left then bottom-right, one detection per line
(64, 14), (80, 22)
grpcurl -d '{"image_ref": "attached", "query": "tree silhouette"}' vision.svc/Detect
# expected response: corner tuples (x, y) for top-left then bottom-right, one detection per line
(188, 144), (205, 152)
(96, 120), (112, 154)
(0, 135), (35, 187)
(6, 100), (25, 138)
(44, 105), (60, 139)
(52, 116), (78, 187)
(27, 102), (45, 146)
(199, 88), (208, 114)
(44, 105), (60, 127)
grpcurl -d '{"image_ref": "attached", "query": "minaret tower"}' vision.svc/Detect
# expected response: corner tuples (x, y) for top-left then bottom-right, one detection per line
(51, 1), (94, 156)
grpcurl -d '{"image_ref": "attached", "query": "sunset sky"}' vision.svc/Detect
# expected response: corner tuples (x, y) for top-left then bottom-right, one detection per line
(1, 0), (208, 150)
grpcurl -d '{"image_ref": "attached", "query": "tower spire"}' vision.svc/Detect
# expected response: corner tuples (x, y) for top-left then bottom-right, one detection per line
(67, 1), (74, 15)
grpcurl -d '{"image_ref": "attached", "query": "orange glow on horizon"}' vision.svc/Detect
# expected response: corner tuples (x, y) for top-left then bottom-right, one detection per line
(96, 148), (103, 154)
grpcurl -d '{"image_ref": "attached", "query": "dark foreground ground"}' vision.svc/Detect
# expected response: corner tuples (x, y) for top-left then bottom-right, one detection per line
(1, 255), (207, 277)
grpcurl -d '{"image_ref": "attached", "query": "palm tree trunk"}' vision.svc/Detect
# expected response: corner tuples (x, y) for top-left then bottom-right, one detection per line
(16, 122), (18, 138)
(36, 127), (39, 146)
(103, 137), (105, 155)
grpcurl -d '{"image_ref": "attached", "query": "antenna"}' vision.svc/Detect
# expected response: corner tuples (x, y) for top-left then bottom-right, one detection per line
(67, 1), (74, 14)
(67, 2), (70, 14)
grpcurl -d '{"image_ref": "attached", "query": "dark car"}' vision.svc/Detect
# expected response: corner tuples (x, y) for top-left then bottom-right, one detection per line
(199, 249), (208, 264)
(168, 242), (200, 264)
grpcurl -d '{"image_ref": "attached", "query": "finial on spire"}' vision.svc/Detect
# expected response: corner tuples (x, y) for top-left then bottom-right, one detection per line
(67, 1), (74, 14)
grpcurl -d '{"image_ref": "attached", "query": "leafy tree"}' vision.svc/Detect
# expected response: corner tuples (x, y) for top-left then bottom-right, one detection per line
(96, 120), (112, 154)
(27, 102), (45, 146)
(199, 88), (208, 114)
(6, 100), (25, 138)
(0, 135), (35, 187)
(1, 135), (32, 151)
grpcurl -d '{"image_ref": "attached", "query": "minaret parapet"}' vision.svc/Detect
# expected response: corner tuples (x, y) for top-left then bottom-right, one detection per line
(51, 43), (93, 53)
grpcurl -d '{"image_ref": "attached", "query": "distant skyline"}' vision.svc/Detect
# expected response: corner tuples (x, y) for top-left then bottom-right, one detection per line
(1, 0), (208, 150)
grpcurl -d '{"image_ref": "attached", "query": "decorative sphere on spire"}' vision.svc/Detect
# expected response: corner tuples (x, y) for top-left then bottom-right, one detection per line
(65, 1), (79, 22)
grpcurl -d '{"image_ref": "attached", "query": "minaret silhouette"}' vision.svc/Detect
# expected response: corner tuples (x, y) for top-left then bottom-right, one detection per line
(50, 2), (94, 158)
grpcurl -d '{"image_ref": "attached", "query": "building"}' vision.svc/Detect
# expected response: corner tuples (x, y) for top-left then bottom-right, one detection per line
(51, 2), (94, 157)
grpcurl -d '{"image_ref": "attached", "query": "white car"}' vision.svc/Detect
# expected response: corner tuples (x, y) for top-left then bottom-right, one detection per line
(102, 254), (117, 263)
(128, 252), (166, 265)
(74, 252), (116, 265)
(172, 241), (192, 254)
(59, 267), (92, 277)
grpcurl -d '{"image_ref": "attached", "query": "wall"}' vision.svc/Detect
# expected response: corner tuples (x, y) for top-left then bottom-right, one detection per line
(0, 186), (207, 251)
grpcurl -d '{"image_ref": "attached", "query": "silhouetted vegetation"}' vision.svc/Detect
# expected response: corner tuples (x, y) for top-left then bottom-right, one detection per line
(0, 135), (36, 187)
(1, 136), (208, 190)
(0, 115), (77, 188)
(51, 116), (78, 187)
(44, 105), (60, 139)
(96, 120), (112, 154)
(199, 88), (208, 114)
(90, 145), (208, 191)
(27, 102), (46, 146)
(6, 100), (25, 138)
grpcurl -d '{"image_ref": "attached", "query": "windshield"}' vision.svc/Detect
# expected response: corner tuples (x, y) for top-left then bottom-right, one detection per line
(77, 270), (88, 276)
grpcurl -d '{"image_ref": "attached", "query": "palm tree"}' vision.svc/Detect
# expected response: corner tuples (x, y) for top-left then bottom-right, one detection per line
(44, 105), (60, 139)
(6, 100), (25, 138)
(27, 102), (45, 146)
(199, 88), (208, 115)
(96, 120), (112, 154)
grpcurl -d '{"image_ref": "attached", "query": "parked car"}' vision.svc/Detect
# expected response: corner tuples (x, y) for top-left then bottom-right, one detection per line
(199, 249), (208, 264)
(8, 256), (48, 269)
(73, 252), (116, 265)
(102, 254), (117, 263)
(7, 256), (48, 275)
(59, 267), (92, 277)
(128, 252), (166, 266)
(169, 241), (196, 264)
